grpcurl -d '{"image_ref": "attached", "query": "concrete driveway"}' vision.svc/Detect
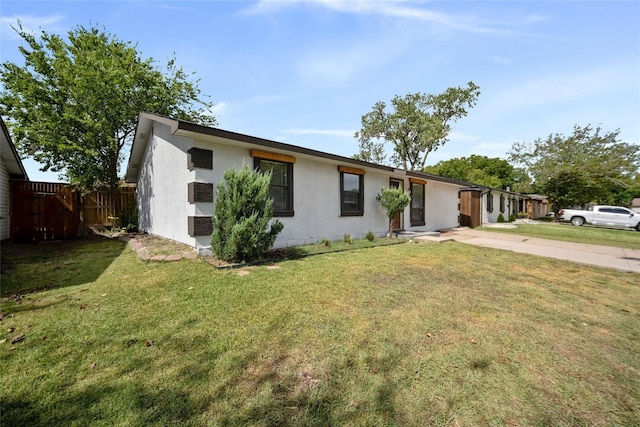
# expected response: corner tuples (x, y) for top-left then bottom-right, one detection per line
(417, 228), (640, 273)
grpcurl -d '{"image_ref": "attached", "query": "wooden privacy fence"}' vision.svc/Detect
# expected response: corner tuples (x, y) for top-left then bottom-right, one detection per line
(82, 188), (136, 226)
(10, 180), (136, 242)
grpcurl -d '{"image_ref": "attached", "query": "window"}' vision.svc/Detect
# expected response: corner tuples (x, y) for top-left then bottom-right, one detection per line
(254, 155), (294, 217)
(613, 208), (631, 215)
(410, 181), (425, 226)
(486, 193), (494, 212)
(500, 194), (505, 213)
(340, 167), (365, 216)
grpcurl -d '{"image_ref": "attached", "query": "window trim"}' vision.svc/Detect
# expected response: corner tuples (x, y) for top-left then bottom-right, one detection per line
(410, 181), (426, 226)
(253, 156), (294, 217)
(340, 168), (364, 216)
(487, 192), (494, 213)
(500, 194), (505, 213)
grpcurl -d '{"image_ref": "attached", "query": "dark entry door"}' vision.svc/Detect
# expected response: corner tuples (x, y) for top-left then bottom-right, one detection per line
(389, 179), (404, 231)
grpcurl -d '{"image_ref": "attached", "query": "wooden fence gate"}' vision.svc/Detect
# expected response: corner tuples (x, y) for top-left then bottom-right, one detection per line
(10, 181), (136, 242)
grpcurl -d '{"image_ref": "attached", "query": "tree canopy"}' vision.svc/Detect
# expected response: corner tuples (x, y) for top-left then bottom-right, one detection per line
(0, 24), (216, 190)
(353, 82), (480, 171)
(509, 125), (640, 209)
(424, 155), (527, 190)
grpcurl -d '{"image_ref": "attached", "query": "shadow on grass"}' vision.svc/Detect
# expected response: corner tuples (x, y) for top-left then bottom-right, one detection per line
(0, 235), (127, 297)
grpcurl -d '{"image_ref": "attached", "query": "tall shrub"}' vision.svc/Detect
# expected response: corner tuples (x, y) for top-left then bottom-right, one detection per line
(211, 166), (284, 262)
(376, 188), (411, 238)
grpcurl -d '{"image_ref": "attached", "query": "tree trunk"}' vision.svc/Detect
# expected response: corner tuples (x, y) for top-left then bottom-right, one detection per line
(388, 218), (393, 239)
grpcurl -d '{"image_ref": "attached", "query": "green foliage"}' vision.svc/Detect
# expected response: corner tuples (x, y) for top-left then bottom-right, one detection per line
(354, 82), (480, 170)
(424, 155), (525, 190)
(118, 203), (139, 232)
(211, 166), (284, 262)
(0, 24), (215, 190)
(497, 213), (505, 223)
(509, 125), (640, 209)
(366, 231), (375, 242)
(509, 213), (516, 222)
(376, 187), (411, 238)
(321, 238), (331, 247)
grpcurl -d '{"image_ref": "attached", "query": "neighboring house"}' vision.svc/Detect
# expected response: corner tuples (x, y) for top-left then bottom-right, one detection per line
(0, 117), (29, 241)
(482, 188), (528, 224)
(125, 112), (470, 255)
(460, 187), (548, 227)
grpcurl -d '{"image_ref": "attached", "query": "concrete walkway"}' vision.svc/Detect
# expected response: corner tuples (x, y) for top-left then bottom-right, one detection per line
(416, 228), (640, 273)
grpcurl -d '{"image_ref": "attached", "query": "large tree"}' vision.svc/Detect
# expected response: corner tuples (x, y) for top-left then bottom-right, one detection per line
(424, 154), (529, 191)
(353, 82), (480, 171)
(0, 24), (216, 190)
(509, 125), (640, 210)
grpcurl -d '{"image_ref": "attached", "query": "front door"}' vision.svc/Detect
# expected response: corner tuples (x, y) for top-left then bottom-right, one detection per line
(389, 179), (404, 231)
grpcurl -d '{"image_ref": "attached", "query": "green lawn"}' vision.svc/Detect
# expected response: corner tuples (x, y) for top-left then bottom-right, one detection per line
(1, 237), (639, 426)
(478, 222), (640, 249)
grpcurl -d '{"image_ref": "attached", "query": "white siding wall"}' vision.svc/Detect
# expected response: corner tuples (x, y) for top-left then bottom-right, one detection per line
(0, 160), (10, 240)
(194, 140), (396, 250)
(137, 122), (197, 248)
(423, 180), (461, 231)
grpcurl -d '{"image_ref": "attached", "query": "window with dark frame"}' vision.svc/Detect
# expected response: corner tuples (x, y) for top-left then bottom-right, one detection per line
(410, 182), (425, 226)
(254, 157), (294, 217)
(487, 193), (493, 212)
(500, 194), (505, 213)
(340, 170), (364, 216)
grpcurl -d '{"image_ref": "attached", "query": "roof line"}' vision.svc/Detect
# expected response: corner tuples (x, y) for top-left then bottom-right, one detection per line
(1, 116), (29, 180)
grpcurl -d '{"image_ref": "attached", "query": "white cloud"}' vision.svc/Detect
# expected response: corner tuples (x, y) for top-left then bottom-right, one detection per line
(488, 55), (511, 66)
(209, 101), (229, 116)
(282, 128), (355, 138)
(246, 0), (518, 36)
(0, 14), (65, 39)
(484, 65), (638, 116)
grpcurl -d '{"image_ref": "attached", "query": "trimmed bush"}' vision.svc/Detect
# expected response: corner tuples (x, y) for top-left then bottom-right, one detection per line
(366, 231), (375, 242)
(211, 166), (284, 262)
(497, 213), (505, 223)
(376, 188), (411, 238)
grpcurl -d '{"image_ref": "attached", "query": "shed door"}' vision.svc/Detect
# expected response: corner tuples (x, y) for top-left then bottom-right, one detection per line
(459, 190), (481, 228)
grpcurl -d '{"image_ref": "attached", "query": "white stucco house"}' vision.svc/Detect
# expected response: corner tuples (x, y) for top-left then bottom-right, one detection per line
(1, 116), (29, 241)
(125, 112), (470, 255)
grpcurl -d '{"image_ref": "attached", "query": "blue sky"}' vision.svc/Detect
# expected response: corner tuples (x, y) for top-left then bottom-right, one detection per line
(1, 0), (639, 183)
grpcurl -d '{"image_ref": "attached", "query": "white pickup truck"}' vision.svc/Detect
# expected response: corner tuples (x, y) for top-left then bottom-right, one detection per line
(559, 206), (640, 231)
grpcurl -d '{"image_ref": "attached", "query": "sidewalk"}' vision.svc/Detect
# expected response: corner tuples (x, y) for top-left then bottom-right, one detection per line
(416, 228), (640, 273)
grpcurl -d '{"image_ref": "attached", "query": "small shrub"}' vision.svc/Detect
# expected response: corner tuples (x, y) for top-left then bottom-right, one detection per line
(344, 233), (352, 244)
(509, 213), (516, 222)
(119, 204), (138, 231)
(321, 238), (331, 247)
(497, 213), (505, 223)
(517, 211), (529, 219)
(366, 231), (375, 242)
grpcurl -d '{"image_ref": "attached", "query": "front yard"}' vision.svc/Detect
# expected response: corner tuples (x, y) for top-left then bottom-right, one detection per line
(1, 237), (638, 426)
(479, 222), (640, 249)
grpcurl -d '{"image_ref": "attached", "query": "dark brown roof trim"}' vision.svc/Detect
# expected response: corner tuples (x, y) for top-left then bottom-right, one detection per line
(176, 119), (479, 188)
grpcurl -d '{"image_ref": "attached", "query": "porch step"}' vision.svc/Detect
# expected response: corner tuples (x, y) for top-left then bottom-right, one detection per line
(396, 230), (441, 238)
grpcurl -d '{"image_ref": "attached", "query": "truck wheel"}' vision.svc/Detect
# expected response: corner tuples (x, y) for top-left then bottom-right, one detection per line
(571, 216), (585, 226)
(636, 222), (640, 232)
